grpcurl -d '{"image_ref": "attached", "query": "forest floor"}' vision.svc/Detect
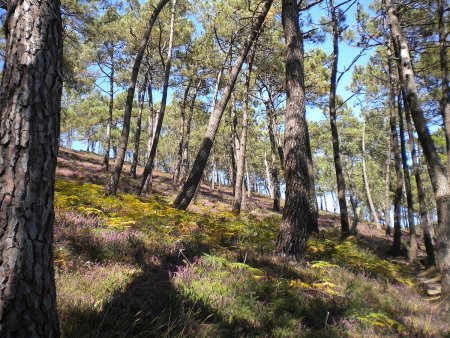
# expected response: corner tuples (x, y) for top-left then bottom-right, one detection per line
(54, 148), (449, 337)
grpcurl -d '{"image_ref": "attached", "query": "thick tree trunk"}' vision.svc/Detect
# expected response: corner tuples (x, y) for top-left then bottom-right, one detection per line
(130, 75), (148, 179)
(385, 119), (392, 235)
(362, 119), (380, 225)
(386, 0), (450, 310)
(404, 93), (436, 266)
(0, 0), (63, 335)
(105, 0), (169, 195)
(328, 0), (350, 237)
(104, 46), (115, 171)
(388, 45), (403, 256)
(233, 45), (257, 214)
(173, 0), (273, 210)
(173, 79), (192, 184)
(138, 0), (176, 195)
(398, 91), (418, 263)
(276, 0), (318, 259)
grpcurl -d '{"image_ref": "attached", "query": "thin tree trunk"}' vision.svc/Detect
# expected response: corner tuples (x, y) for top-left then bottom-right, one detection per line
(398, 90), (418, 263)
(138, 0), (177, 195)
(362, 119), (380, 225)
(0, 0), (63, 334)
(388, 44), (403, 256)
(264, 152), (274, 198)
(173, 79), (192, 184)
(404, 93), (436, 266)
(104, 46), (115, 171)
(386, 0), (450, 310)
(230, 93), (238, 194)
(181, 79), (201, 182)
(173, 0), (273, 210)
(105, 0), (169, 195)
(130, 75), (148, 179)
(265, 99), (281, 211)
(143, 70), (155, 192)
(328, 0), (350, 237)
(276, 0), (318, 259)
(385, 117), (392, 235)
(233, 44), (257, 214)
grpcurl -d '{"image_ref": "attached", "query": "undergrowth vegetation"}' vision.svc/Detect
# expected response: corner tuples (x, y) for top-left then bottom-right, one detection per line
(54, 177), (450, 337)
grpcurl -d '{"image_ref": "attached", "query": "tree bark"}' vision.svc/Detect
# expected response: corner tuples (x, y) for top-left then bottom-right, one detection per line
(328, 0), (350, 237)
(398, 90), (418, 263)
(173, 0), (273, 210)
(104, 44), (115, 171)
(173, 79), (192, 184)
(233, 44), (257, 214)
(0, 0), (63, 335)
(130, 74), (148, 179)
(404, 93), (435, 266)
(105, 0), (169, 195)
(138, 0), (176, 195)
(362, 119), (380, 225)
(276, 0), (318, 259)
(265, 99), (281, 211)
(386, 0), (450, 310)
(388, 44), (403, 256)
(385, 116), (392, 235)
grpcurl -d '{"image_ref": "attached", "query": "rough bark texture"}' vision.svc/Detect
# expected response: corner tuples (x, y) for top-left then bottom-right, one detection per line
(173, 0), (273, 210)
(0, 0), (63, 335)
(328, 0), (350, 237)
(105, 0), (169, 195)
(384, 119), (392, 235)
(130, 74), (148, 179)
(398, 91), (418, 263)
(404, 93), (435, 266)
(386, 0), (450, 310)
(138, 0), (176, 195)
(276, 0), (317, 259)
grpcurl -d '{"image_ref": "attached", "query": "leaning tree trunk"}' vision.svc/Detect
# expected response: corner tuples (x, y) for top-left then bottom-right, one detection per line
(138, 0), (177, 195)
(104, 46), (115, 171)
(173, 0), (273, 210)
(0, 0), (63, 335)
(173, 79), (192, 184)
(233, 44), (257, 215)
(130, 74), (148, 179)
(386, 0), (450, 310)
(404, 93), (435, 266)
(105, 0), (169, 195)
(388, 44), (403, 256)
(276, 0), (318, 259)
(398, 90), (418, 263)
(362, 118), (380, 225)
(328, 0), (350, 237)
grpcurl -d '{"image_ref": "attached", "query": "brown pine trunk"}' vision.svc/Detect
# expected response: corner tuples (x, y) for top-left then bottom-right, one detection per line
(385, 120), (392, 235)
(386, 0), (450, 310)
(276, 0), (318, 259)
(265, 99), (281, 211)
(233, 45), (257, 214)
(138, 0), (176, 195)
(173, 79), (192, 184)
(388, 44), (403, 256)
(230, 93), (238, 194)
(328, 0), (350, 237)
(104, 46), (115, 171)
(404, 93), (435, 266)
(362, 119), (380, 225)
(173, 0), (273, 210)
(130, 74), (148, 179)
(0, 0), (63, 334)
(105, 0), (169, 195)
(398, 91), (418, 263)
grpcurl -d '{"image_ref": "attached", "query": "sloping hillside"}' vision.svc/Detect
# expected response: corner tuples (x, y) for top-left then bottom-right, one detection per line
(54, 148), (449, 337)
